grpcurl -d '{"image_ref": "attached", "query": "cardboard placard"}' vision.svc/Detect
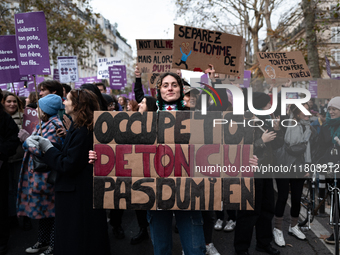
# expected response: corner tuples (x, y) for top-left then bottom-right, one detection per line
(93, 111), (256, 210)
(172, 24), (243, 75)
(136, 39), (173, 73)
(93, 111), (157, 145)
(93, 143), (253, 178)
(256, 51), (312, 84)
(93, 176), (254, 210)
(317, 79), (340, 98)
(147, 69), (178, 88)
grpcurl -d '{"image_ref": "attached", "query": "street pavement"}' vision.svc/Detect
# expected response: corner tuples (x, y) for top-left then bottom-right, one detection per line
(6, 191), (336, 255)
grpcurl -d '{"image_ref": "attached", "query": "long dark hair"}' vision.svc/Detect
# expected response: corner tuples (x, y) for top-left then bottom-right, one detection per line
(80, 83), (107, 111)
(69, 89), (100, 131)
(156, 72), (185, 111)
(145, 96), (158, 112)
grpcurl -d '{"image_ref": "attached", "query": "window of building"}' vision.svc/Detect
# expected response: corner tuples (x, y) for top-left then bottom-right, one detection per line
(331, 27), (340, 43)
(331, 49), (340, 66)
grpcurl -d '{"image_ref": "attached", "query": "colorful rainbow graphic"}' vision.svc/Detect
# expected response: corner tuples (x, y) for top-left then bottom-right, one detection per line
(196, 82), (222, 106)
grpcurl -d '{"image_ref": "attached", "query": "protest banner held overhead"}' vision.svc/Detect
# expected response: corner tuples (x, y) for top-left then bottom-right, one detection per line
(256, 51), (312, 84)
(136, 39), (173, 73)
(57, 56), (79, 83)
(109, 65), (127, 90)
(0, 35), (28, 83)
(172, 24), (244, 75)
(97, 57), (122, 79)
(15, 11), (51, 75)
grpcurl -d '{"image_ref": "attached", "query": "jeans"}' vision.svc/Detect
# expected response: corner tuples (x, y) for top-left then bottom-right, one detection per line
(147, 210), (206, 255)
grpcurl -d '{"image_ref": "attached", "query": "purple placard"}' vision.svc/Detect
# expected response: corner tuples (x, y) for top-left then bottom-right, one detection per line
(240, 70), (251, 88)
(75, 76), (101, 88)
(15, 11), (51, 75)
(0, 35), (28, 83)
(53, 69), (59, 81)
(109, 65), (127, 90)
(0, 83), (8, 91)
(200, 73), (209, 86)
(26, 75), (44, 92)
(10, 82), (25, 95)
(105, 87), (110, 94)
(23, 107), (39, 134)
(120, 94), (127, 98)
(309, 80), (317, 98)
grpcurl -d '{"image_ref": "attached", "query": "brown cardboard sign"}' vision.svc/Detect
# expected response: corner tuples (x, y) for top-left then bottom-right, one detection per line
(317, 78), (340, 98)
(147, 69), (178, 88)
(213, 38), (246, 84)
(256, 51), (312, 84)
(93, 111), (157, 145)
(172, 24), (243, 75)
(136, 39), (173, 73)
(93, 176), (254, 210)
(191, 144), (254, 178)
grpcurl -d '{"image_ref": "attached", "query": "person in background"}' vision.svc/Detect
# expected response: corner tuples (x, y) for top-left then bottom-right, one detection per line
(0, 89), (20, 255)
(1, 92), (25, 229)
(234, 92), (283, 255)
(17, 94), (64, 255)
(273, 103), (317, 248)
(26, 92), (38, 109)
(61, 84), (71, 100)
(315, 96), (340, 244)
(26, 88), (110, 255)
(118, 96), (128, 111)
(39, 80), (63, 99)
(183, 85), (199, 110)
(102, 94), (116, 111)
(81, 84), (107, 111)
(96, 83), (106, 94)
(127, 99), (139, 111)
(311, 108), (326, 134)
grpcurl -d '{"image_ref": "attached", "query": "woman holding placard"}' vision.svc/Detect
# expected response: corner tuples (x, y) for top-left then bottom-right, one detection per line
(25, 89), (110, 255)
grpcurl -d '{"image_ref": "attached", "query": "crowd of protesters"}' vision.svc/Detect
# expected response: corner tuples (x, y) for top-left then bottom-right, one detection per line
(0, 64), (339, 255)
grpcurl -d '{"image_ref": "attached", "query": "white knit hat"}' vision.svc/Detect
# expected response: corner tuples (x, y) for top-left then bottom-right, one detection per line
(328, 97), (340, 110)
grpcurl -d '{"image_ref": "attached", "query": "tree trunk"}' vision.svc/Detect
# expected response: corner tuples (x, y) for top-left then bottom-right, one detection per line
(301, 0), (321, 78)
(264, 0), (275, 51)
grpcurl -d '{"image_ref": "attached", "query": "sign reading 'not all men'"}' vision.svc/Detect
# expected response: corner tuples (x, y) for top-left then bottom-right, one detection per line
(15, 11), (51, 75)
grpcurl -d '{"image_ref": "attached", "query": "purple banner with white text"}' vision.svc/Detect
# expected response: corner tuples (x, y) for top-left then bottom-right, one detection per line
(15, 11), (50, 75)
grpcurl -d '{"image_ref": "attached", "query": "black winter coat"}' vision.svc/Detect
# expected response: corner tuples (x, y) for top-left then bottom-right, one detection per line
(44, 122), (110, 255)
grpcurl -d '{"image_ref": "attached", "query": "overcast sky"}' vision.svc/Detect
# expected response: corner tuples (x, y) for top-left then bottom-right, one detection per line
(91, 0), (296, 80)
(92, 0), (181, 55)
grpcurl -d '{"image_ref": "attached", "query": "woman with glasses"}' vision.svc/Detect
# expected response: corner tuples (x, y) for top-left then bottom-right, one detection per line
(25, 89), (110, 255)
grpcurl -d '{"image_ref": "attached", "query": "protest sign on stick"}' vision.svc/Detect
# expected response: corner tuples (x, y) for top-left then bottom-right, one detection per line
(0, 35), (28, 83)
(97, 57), (122, 79)
(172, 24), (243, 75)
(15, 11), (51, 75)
(57, 56), (79, 83)
(136, 39), (173, 73)
(256, 51), (312, 85)
(109, 65), (127, 90)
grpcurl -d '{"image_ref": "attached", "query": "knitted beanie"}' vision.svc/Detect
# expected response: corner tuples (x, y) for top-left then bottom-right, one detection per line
(328, 97), (340, 110)
(38, 94), (62, 116)
(252, 92), (271, 110)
